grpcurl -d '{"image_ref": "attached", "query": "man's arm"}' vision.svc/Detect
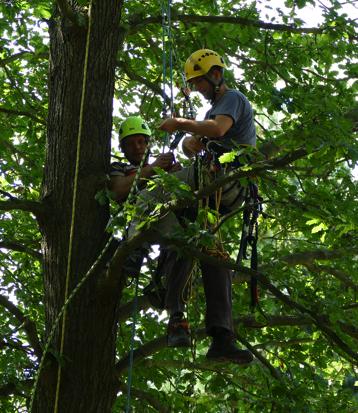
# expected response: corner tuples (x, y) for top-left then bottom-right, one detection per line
(109, 153), (175, 203)
(109, 166), (155, 203)
(159, 115), (233, 138)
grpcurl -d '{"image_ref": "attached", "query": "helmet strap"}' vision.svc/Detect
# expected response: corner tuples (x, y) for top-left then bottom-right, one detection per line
(204, 74), (224, 103)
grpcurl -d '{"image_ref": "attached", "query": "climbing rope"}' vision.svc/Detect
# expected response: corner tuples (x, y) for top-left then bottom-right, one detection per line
(161, 0), (174, 151)
(29, 3), (94, 413)
(125, 274), (140, 413)
(53, 3), (93, 411)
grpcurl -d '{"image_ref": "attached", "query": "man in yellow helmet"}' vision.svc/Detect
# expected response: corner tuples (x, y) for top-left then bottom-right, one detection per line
(158, 49), (255, 363)
(160, 49), (256, 154)
(128, 50), (255, 364)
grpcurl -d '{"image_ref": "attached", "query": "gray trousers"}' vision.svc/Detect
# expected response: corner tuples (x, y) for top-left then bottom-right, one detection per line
(129, 162), (244, 335)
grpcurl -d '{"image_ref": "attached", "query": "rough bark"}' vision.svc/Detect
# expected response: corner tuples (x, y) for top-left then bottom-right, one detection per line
(35, 2), (124, 412)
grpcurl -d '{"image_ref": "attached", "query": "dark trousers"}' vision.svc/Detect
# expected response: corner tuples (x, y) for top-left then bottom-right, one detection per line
(162, 250), (234, 335)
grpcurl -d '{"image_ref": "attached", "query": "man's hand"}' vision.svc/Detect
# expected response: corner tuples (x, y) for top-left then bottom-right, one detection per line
(158, 118), (182, 133)
(169, 162), (182, 172)
(151, 152), (174, 171)
(182, 135), (205, 158)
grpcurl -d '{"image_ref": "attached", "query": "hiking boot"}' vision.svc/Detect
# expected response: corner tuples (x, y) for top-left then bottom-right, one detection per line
(206, 333), (253, 365)
(167, 314), (191, 348)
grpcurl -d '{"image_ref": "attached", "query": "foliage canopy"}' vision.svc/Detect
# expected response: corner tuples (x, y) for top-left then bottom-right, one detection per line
(0, 0), (357, 412)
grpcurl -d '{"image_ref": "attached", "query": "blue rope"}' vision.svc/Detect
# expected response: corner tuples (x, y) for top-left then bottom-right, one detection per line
(167, 0), (174, 117)
(125, 275), (140, 413)
(161, 0), (174, 152)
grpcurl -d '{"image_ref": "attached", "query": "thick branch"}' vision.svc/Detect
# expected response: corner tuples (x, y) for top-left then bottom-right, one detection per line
(156, 238), (358, 361)
(0, 240), (42, 260)
(0, 337), (31, 353)
(281, 249), (346, 266)
(115, 315), (314, 377)
(0, 50), (48, 65)
(0, 198), (45, 219)
(307, 263), (357, 291)
(0, 106), (45, 124)
(0, 379), (32, 398)
(0, 294), (42, 358)
(128, 13), (324, 35)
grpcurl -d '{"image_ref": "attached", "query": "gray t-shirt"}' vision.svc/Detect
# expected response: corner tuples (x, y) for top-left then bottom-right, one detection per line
(205, 89), (256, 149)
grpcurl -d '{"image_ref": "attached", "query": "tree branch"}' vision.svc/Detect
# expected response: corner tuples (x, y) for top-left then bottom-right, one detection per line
(306, 263), (357, 291)
(117, 382), (169, 413)
(155, 238), (358, 361)
(0, 198), (45, 220)
(0, 106), (45, 124)
(253, 337), (313, 350)
(0, 337), (31, 354)
(0, 50), (48, 66)
(281, 249), (347, 266)
(115, 323), (280, 380)
(0, 294), (42, 359)
(115, 314), (314, 377)
(128, 13), (324, 35)
(195, 147), (308, 201)
(0, 240), (42, 260)
(235, 331), (281, 380)
(118, 59), (170, 105)
(0, 379), (32, 398)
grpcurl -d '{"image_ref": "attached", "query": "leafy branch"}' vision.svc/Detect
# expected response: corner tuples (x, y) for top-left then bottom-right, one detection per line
(0, 379), (32, 398)
(0, 106), (45, 125)
(0, 240), (42, 260)
(0, 50), (48, 66)
(128, 13), (325, 35)
(117, 59), (170, 105)
(0, 294), (42, 359)
(117, 382), (169, 413)
(156, 238), (358, 360)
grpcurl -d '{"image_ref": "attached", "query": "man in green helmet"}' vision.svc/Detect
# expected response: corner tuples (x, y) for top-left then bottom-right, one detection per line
(108, 115), (180, 282)
(127, 49), (255, 365)
(109, 115), (178, 202)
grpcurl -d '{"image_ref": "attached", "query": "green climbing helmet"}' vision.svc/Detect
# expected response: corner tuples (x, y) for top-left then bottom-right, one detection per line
(119, 116), (151, 142)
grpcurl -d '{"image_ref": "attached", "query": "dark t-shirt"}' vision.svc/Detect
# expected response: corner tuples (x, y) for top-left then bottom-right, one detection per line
(205, 89), (256, 149)
(109, 161), (138, 177)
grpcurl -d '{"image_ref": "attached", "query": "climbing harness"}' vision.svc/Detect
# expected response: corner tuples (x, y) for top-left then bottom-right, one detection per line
(197, 139), (264, 309)
(169, 83), (196, 150)
(236, 181), (263, 308)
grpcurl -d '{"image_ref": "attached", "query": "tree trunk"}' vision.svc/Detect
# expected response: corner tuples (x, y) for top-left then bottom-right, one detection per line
(35, 2), (124, 412)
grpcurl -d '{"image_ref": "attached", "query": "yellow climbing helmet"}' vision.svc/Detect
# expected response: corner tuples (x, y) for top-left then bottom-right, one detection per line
(184, 49), (226, 82)
(119, 116), (151, 142)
